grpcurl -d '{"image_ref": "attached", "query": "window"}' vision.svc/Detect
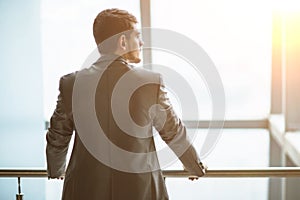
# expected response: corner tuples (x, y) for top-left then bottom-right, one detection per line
(151, 0), (272, 120)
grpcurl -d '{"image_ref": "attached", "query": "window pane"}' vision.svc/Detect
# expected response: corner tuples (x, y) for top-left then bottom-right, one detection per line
(0, 0), (45, 199)
(151, 0), (272, 120)
(156, 129), (270, 200)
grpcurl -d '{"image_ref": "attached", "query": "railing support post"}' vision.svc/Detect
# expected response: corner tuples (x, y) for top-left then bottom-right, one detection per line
(16, 177), (23, 200)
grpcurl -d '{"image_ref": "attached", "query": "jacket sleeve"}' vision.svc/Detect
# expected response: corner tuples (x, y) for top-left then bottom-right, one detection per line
(152, 75), (204, 176)
(46, 77), (74, 178)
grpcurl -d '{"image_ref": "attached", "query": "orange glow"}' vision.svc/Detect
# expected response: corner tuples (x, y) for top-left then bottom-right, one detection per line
(272, 0), (300, 48)
(272, 1), (300, 69)
(285, 13), (300, 70)
(272, 11), (282, 51)
(285, 13), (300, 47)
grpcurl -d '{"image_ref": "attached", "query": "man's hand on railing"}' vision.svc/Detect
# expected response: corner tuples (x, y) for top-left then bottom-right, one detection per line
(48, 174), (65, 180)
(184, 162), (207, 181)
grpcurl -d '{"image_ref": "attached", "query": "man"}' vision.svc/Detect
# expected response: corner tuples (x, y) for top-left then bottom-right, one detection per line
(46, 8), (206, 200)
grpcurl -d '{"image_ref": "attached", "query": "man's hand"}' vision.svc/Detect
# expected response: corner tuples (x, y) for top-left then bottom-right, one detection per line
(48, 174), (65, 180)
(187, 162), (207, 181)
(188, 175), (199, 181)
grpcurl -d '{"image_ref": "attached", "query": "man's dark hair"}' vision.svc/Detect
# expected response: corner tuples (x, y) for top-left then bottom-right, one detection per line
(93, 8), (138, 54)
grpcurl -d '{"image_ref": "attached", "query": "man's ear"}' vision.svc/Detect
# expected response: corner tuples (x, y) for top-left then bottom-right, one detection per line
(118, 34), (127, 50)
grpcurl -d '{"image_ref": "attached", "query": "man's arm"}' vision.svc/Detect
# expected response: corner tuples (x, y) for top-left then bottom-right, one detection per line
(46, 78), (74, 179)
(152, 75), (206, 177)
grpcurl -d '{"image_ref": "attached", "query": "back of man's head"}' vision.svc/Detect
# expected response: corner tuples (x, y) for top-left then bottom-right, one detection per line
(93, 8), (137, 54)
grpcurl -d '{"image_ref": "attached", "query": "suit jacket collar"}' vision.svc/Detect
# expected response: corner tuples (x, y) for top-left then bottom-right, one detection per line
(96, 54), (128, 65)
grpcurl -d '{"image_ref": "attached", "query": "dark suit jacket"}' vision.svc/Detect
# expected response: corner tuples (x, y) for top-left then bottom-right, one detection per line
(46, 55), (203, 200)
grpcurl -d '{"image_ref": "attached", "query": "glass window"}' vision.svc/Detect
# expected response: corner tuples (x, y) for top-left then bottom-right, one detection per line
(151, 0), (272, 120)
(0, 0), (45, 199)
(159, 129), (270, 200)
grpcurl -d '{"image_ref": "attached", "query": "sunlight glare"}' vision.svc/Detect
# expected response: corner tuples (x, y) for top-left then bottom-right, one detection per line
(273, 0), (300, 13)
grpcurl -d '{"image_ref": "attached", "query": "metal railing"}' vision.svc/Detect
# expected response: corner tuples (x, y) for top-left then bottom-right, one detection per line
(45, 119), (269, 130)
(2, 168), (300, 178)
(163, 167), (300, 178)
(1, 168), (300, 199)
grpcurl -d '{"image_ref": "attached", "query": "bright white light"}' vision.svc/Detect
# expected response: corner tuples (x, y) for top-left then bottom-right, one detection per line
(273, 0), (300, 13)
